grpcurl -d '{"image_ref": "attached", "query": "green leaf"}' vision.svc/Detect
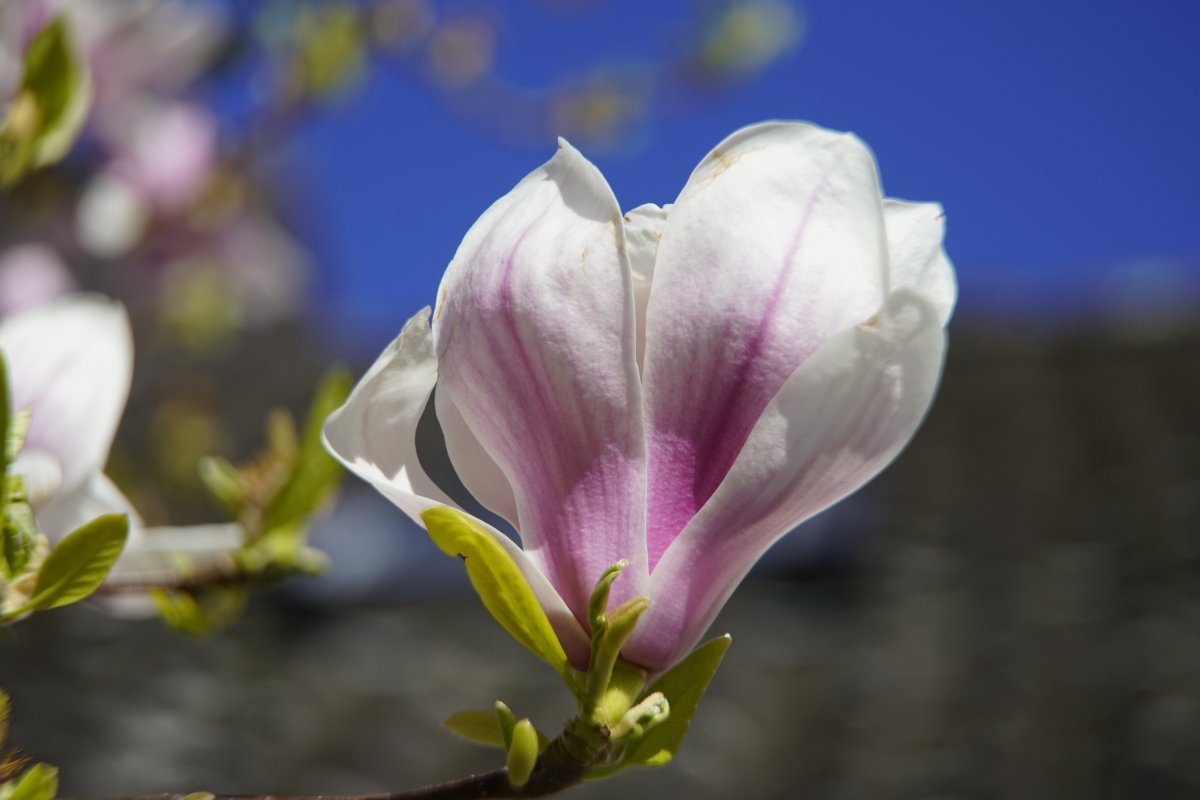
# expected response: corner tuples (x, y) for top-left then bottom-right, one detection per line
(0, 763), (57, 800)
(197, 456), (244, 517)
(620, 634), (731, 768)
(5, 411), (31, 467)
(0, 690), (9, 747)
(22, 514), (128, 612)
(2, 491), (38, 580)
(259, 368), (351, 533)
(421, 506), (570, 680)
(443, 710), (506, 748)
(19, 19), (89, 168)
(149, 585), (246, 637)
(0, 18), (91, 185)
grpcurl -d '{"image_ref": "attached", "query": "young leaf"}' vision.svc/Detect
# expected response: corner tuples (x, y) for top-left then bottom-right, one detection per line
(259, 368), (351, 532)
(0, 762), (57, 800)
(150, 585), (246, 637)
(589, 634), (731, 778)
(22, 514), (128, 611)
(421, 506), (570, 680)
(19, 18), (90, 168)
(443, 710), (506, 748)
(0, 690), (8, 746)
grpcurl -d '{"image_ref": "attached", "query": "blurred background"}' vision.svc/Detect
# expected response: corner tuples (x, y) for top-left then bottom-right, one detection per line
(1, 0), (1198, 798)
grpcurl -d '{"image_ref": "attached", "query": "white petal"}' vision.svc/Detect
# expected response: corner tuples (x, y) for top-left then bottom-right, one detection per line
(883, 199), (957, 324)
(35, 471), (144, 546)
(627, 288), (947, 671)
(431, 138), (648, 616)
(623, 203), (668, 371)
(323, 308), (589, 662)
(0, 294), (133, 494)
(642, 121), (889, 567)
(434, 384), (520, 526)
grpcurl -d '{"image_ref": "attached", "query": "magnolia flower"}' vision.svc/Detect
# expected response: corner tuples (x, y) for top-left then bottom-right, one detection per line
(0, 295), (240, 582)
(325, 121), (956, 672)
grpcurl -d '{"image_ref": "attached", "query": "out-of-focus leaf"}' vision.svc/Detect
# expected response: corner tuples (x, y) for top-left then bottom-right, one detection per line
(15, 514), (127, 614)
(258, 367), (350, 532)
(197, 456), (244, 517)
(0, 18), (91, 184)
(421, 506), (570, 681)
(0, 762), (57, 800)
(2, 484), (38, 580)
(150, 584), (245, 637)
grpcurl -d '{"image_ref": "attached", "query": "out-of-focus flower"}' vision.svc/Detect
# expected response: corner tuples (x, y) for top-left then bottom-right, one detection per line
(325, 121), (956, 672)
(75, 170), (148, 258)
(0, 294), (240, 583)
(0, 295), (136, 538)
(0, 244), (76, 316)
(63, 0), (225, 125)
(108, 99), (217, 213)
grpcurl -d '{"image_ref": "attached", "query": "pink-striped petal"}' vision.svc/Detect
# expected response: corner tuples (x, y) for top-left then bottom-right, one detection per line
(627, 289), (947, 671)
(322, 308), (589, 663)
(642, 121), (889, 568)
(432, 139), (647, 619)
(0, 294), (132, 495)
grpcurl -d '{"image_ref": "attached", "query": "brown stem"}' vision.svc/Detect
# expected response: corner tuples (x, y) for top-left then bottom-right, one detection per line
(60, 732), (597, 800)
(91, 563), (244, 596)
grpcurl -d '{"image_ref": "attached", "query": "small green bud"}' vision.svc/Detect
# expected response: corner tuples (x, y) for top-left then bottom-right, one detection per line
(505, 719), (539, 790)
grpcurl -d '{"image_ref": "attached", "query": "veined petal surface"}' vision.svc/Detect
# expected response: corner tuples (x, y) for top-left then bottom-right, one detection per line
(628, 289), (947, 670)
(432, 140), (647, 617)
(323, 308), (589, 663)
(642, 121), (889, 567)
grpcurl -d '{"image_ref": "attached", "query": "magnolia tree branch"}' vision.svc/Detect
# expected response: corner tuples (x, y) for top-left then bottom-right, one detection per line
(62, 731), (597, 800)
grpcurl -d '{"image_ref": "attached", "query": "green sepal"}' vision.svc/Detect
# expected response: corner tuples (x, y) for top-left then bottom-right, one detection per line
(587, 559), (627, 630)
(611, 634), (732, 771)
(4, 411), (31, 467)
(421, 506), (570, 681)
(0, 763), (57, 800)
(5, 514), (128, 616)
(585, 595), (650, 719)
(150, 585), (246, 637)
(505, 719), (539, 790)
(442, 710), (506, 748)
(1, 17), (90, 185)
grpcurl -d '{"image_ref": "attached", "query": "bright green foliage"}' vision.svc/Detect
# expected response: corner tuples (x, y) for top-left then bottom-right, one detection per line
(421, 506), (571, 682)
(0, 17), (90, 185)
(0, 763), (57, 800)
(150, 585), (246, 637)
(505, 719), (539, 789)
(443, 710), (506, 748)
(614, 634), (731, 769)
(15, 515), (128, 614)
(158, 368), (350, 635)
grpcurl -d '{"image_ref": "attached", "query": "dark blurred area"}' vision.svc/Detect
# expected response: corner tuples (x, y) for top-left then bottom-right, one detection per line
(3, 313), (1198, 800)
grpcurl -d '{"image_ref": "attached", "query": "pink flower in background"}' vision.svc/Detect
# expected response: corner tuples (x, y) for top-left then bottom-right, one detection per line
(324, 121), (956, 672)
(0, 244), (77, 316)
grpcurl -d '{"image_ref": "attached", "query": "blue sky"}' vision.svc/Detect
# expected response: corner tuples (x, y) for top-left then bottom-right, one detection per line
(289, 0), (1200, 346)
